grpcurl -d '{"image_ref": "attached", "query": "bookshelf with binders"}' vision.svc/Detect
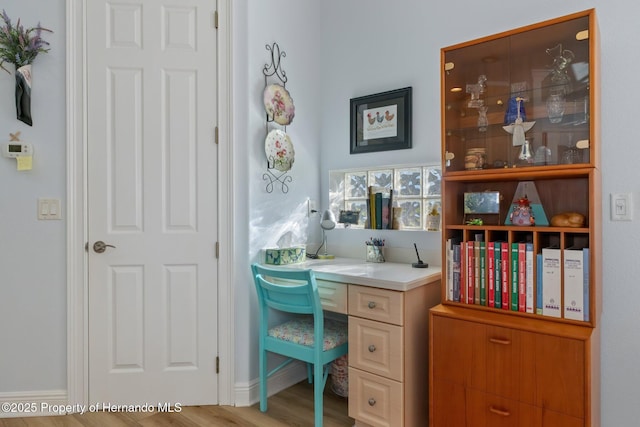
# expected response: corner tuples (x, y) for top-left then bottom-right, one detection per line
(443, 231), (590, 321)
(430, 9), (601, 427)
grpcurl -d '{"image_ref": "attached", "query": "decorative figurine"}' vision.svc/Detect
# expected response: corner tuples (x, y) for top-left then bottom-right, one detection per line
(503, 97), (535, 147)
(518, 139), (533, 164)
(544, 43), (575, 123)
(509, 196), (535, 226)
(546, 43), (575, 95)
(477, 105), (488, 132)
(426, 207), (440, 231)
(466, 74), (487, 108)
(465, 218), (484, 226)
(504, 96), (526, 125)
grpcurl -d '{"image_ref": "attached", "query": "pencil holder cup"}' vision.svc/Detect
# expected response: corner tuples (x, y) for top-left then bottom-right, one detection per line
(366, 245), (385, 263)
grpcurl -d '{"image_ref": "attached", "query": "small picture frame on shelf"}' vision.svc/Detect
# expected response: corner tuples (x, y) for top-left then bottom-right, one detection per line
(464, 191), (501, 215)
(464, 191), (501, 225)
(338, 210), (360, 227)
(350, 87), (412, 154)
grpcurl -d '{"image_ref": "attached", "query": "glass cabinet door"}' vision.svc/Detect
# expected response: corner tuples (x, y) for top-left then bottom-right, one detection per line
(442, 14), (591, 173)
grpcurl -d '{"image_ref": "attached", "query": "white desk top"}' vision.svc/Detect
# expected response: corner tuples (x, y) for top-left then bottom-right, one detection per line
(279, 257), (441, 292)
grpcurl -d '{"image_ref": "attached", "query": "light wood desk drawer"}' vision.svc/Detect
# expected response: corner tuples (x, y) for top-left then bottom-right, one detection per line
(316, 279), (348, 314)
(348, 367), (403, 427)
(348, 285), (404, 325)
(349, 316), (403, 381)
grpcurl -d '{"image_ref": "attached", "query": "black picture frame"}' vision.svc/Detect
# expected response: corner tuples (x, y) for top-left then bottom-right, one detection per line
(350, 87), (412, 154)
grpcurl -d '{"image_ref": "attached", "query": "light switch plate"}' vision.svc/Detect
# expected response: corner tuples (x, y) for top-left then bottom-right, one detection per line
(38, 198), (62, 220)
(611, 193), (632, 221)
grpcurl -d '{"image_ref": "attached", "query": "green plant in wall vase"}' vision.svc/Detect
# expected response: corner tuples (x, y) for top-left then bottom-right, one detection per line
(0, 10), (52, 126)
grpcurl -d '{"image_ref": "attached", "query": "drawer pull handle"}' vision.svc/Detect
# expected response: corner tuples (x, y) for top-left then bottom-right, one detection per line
(368, 345), (376, 353)
(489, 338), (511, 345)
(489, 406), (510, 417)
(368, 301), (376, 309)
(368, 398), (376, 406)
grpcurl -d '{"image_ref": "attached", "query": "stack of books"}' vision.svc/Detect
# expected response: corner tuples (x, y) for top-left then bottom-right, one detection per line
(445, 238), (590, 322)
(366, 186), (393, 229)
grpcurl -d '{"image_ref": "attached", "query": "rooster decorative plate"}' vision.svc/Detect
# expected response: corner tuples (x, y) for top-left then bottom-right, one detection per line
(264, 129), (295, 171)
(263, 84), (295, 126)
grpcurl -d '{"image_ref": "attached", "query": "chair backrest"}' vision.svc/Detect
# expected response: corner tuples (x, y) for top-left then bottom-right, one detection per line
(251, 263), (324, 317)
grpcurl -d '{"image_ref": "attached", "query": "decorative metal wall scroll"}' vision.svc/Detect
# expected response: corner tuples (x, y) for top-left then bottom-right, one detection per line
(262, 42), (295, 193)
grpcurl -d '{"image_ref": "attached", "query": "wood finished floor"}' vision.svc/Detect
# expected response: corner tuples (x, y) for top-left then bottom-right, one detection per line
(0, 381), (353, 427)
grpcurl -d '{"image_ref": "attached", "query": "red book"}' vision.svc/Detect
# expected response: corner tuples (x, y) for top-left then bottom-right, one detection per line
(467, 242), (475, 304)
(487, 242), (495, 308)
(501, 242), (509, 309)
(518, 243), (527, 312)
(460, 242), (467, 304)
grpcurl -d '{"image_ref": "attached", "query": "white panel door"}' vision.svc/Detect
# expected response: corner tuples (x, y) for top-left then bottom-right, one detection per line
(87, 0), (218, 405)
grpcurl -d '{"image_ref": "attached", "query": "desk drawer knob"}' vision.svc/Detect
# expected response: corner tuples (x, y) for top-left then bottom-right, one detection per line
(368, 345), (376, 353)
(367, 301), (376, 309)
(368, 398), (376, 406)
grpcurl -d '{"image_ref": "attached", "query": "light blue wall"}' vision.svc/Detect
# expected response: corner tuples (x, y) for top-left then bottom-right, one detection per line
(0, 0), (66, 392)
(234, 0), (324, 389)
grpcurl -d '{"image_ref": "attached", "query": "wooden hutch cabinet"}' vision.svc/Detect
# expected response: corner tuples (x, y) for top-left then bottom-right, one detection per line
(430, 10), (600, 427)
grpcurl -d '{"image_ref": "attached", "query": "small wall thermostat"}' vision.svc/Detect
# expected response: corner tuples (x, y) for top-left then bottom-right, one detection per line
(3, 142), (33, 158)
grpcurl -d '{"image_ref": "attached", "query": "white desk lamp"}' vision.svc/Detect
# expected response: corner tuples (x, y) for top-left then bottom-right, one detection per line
(308, 209), (336, 259)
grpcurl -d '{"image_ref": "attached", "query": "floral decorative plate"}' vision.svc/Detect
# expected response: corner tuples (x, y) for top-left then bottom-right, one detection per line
(265, 129), (295, 171)
(263, 84), (295, 126)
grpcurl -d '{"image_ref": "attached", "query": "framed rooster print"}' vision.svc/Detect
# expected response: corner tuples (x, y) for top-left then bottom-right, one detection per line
(350, 87), (412, 154)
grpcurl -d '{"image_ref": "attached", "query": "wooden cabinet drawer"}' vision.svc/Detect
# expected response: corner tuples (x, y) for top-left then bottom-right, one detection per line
(466, 388), (538, 427)
(432, 315), (532, 401)
(465, 389), (584, 427)
(483, 325), (535, 404)
(349, 316), (403, 381)
(348, 367), (403, 427)
(431, 309), (587, 424)
(477, 326), (585, 418)
(316, 279), (348, 314)
(349, 285), (403, 325)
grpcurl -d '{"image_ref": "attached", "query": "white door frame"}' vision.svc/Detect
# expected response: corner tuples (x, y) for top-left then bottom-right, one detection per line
(64, 0), (235, 406)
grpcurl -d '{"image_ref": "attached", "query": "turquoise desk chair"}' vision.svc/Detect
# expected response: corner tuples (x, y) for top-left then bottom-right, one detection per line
(251, 263), (348, 427)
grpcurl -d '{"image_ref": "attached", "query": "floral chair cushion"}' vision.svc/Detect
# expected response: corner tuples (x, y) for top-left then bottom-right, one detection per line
(268, 317), (347, 350)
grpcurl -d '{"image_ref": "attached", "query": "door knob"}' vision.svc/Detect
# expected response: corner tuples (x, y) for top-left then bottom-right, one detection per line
(93, 241), (116, 253)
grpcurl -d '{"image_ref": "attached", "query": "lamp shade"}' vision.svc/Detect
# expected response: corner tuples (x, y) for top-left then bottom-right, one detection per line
(320, 209), (336, 231)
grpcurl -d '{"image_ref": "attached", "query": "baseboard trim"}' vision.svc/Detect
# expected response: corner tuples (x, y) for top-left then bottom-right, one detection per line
(1, 364), (307, 417)
(0, 390), (68, 418)
(233, 361), (307, 407)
